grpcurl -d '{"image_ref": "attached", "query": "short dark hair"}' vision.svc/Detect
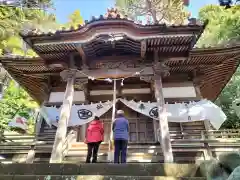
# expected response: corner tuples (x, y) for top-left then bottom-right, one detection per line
(94, 116), (100, 120)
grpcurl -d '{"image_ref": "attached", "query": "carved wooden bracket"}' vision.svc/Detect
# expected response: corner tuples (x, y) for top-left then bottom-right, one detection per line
(153, 62), (170, 77)
(140, 76), (154, 83)
(74, 78), (88, 90)
(60, 69), (77, 82)
(193, 76), (203, 86)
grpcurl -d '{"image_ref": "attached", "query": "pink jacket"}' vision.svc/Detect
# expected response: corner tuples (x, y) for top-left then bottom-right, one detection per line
(86, 120), (104, 143)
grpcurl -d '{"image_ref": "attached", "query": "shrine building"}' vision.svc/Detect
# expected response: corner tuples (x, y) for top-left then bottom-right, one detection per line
(0, 8), (240, 163)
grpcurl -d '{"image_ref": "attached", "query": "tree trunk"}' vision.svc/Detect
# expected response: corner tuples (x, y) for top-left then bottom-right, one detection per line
(49, 76), (75, 163)
(146, 0), (157, 23)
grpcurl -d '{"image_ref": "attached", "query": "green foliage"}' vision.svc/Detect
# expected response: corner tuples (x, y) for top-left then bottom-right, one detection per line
(215, 71), (240, 129)
(65, 10), (84, 29)
(197, 5), (240, 129)
(0, 2), (54, 133)
(0, 2), (58, 56)
(197, 5), (240, 47)
(0, 81), (38, 134)
(115, 0), (189, 24)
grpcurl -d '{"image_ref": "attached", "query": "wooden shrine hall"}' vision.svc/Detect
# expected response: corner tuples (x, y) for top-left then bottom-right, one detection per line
(0, 9), (240, 163)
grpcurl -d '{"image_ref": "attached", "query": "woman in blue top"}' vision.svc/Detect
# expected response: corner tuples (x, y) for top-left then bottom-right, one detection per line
(112, 110), (129, 164)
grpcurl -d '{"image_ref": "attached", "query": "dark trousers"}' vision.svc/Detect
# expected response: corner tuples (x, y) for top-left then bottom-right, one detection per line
(86, 141), (101, 163)
(114, 139), (128, 164)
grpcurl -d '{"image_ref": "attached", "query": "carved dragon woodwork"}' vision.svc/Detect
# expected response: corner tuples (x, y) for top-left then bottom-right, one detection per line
(89, 59), (138, 70)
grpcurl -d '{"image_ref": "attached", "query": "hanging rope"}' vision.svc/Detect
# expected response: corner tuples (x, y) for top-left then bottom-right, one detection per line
(75, 68), (145, 84)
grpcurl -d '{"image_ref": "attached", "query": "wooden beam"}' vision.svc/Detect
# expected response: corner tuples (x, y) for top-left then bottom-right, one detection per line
(60, 67), (154, 81)
(76, 44), (88, 69)
(18, 63), (221, 77)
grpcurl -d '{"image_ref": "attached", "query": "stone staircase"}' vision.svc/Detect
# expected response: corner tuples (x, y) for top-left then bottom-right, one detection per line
(65, 142), (204, 163)
(33, 126), (56, 163)
(0, 163), (207, 180)
(34, 125), (205, 163)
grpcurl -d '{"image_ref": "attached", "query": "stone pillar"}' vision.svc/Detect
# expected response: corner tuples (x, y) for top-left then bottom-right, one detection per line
(50, 70), (76, 163)
(153, 51), (173, 163)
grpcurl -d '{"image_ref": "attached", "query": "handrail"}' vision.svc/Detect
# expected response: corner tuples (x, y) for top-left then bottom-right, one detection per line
(157, 129), (240, 142)
(0, 132), (35, 143)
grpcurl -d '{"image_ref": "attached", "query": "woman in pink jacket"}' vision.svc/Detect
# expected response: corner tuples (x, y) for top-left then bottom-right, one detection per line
(85, 116), (104, 163)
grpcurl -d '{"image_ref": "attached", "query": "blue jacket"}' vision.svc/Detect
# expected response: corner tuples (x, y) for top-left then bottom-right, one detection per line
(112, 116), (129, 140)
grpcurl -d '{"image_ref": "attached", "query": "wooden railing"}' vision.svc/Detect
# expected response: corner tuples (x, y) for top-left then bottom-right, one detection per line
(0, 130), (76, 163)
(0, 132), (37, 163)
(157, 129), (240, 140)
(157, 129), (240, 161)
(0, 129), (239, 163)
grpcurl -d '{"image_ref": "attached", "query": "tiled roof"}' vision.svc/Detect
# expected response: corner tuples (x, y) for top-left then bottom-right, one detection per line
(21, 7), (205, 37)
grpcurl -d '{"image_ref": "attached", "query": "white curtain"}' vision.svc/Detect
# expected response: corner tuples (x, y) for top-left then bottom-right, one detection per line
(41, 100), (114, 127)
(40, 99), (226, 129)
(120, 99), (226, 129)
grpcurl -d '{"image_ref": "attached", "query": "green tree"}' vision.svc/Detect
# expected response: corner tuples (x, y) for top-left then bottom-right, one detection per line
(197, 5), (240, 47)
(0, 80), (38, 134)
(115, 0), (189, 24)
(0, 1), (55, 133)
(65, 10), (84, 29)
(0, 1), (58, 56)
(197, 5), (240, 128)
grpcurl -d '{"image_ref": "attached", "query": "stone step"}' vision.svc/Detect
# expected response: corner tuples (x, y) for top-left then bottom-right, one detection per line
(0, 175), (207, 180)
(0, 163), (204, 177)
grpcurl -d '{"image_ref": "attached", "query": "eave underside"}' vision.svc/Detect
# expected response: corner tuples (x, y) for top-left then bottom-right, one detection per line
(1, 45), (239, 104)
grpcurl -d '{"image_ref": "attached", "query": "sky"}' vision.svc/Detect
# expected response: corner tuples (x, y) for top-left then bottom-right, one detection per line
(52, 0), (219, 24)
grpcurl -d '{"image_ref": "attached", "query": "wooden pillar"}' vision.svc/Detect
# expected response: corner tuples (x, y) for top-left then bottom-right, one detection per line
(108, 79), (117, 161)
(81, 124), (87, 141)
(26, 145), (35, 163)
(50, 71), (75, 163)
(80, 83), (89, 142)
(194, 77), (212, 137)
(153, 51), (173, 163)
(150, 82), (158, 142)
